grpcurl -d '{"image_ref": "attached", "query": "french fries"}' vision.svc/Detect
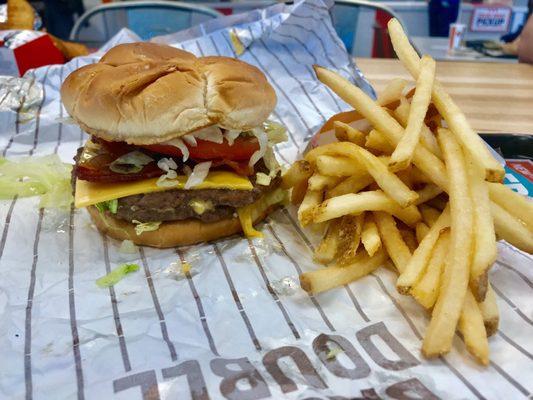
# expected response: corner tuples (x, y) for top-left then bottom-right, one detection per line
(479, 284), (499, 337)
(313, 65), (449, 190)
(387, 18), (504, 182)
(314, 220), (342, 264)
(315, 155), (367, 177)
(415, 222), (430, 242)
(334, 121), (366, 145)
(374, 211), (411, 273)
(394, 98), (442, 159)
(420, 204), (442, 227)
(298, 189), (322, 226)
(423, 129), (473, 358)
(308, 174), (340, 191)
(283, 22), (530, 366)
(361, 214), (381, 256)
(282, 160), (312, 189)
(300, 248), (388, 294)
(377, 78), (408, 106)
(313, 190), (421, 227)
(326, 174), (374, 198)
(458, 290), (490, 365)
(397, 206), (450, 293)
(468, 161), (497, 301)
(290, 180), (307, 205)
(389, 56), (436, 171)
(487, 182), (533, 231)
(411, 229), (450, 309)
(491, 202), (533, 253)
(365, 129), (395, 154)
(337, 213), (365, 266)
(354, 145), (419, 207)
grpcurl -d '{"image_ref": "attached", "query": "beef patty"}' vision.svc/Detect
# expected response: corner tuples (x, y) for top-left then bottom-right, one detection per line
(115, 174), (280, 223)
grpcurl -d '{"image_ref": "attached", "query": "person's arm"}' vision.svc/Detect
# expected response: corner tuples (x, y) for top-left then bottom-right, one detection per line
(518, 15), (533, 63)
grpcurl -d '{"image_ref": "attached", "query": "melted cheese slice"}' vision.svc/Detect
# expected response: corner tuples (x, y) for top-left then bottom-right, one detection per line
(75, 171), (253, 208)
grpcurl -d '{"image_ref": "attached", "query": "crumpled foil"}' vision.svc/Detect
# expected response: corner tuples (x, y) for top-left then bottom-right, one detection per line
(0, 0), (531, 399)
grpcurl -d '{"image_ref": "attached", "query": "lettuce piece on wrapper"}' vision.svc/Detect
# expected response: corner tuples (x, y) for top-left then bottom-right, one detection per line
(96, 263), (140, 288)
(0, 154), (73, 209)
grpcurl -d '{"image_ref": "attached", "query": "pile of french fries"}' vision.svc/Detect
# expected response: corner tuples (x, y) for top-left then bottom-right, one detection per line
(282, 18), (533, 365)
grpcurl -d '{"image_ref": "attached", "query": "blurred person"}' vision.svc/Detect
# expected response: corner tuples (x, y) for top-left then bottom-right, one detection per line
(43, 0), (84, 40)
(518, 14), (533, 63)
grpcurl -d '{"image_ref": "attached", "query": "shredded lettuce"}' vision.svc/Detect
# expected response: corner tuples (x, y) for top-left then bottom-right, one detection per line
(95, 199), (118, 214)
(163, 138), (189, 161)
(109, 151), (154, 174)
(255, 172), (271, 186)
(184, 161), (211, 189)
(157, 157), (177, 172)
(96, 263), (140, 288)
(132, 220), (161, 236)
(0, 154), (73, 209)
(264, 120), (288, 144)
(249, 128), (268, 167)
(118, 240), (137, 254)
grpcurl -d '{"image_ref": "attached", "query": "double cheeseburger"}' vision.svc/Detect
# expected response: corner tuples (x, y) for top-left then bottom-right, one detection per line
(61, 43), (287, 247)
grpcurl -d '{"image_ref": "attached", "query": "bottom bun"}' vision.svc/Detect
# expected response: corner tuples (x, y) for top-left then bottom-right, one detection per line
(88, 204), (277, 248)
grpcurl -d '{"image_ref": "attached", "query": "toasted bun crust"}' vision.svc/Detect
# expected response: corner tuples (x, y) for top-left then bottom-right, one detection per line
(88, 203), (277, 248)
(60, 42), (276, 145)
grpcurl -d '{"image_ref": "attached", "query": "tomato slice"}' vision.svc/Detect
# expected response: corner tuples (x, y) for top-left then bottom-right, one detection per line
(211, 159), (253, 176)
(141, 137), (259, 161)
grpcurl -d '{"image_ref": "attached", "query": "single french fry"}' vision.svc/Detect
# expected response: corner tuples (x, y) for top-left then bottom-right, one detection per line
(415, 222), (430, 243)
(282, 160), (312, 189)
(300, 248), (388, 294)
(422, 128), (474, 358)
(458, 290), (490, 365)
(298, 189), (322, 226)
(411, 229), (450, 309)
(308, 173), (340, 191)
(313, 65), (449, 190)
(373, 211), (412, 273)
(397, 206), (450, 293)
(394, 97), (442, 159)
(365, 129), (394, 154)
(479, 284), (499, 337)
(361, 214), (381, 256)
(334, 121), (366, 146)
(389, 56), (436, 171)
(491, 202), (533, 253)
(415, 184), (443, 205)
(326, 175), (374, 198)
(468, 162), (497, 301)
(337, 213), (365, 266)
(315, 155), (366, 177)
(420, 204), (442, 227)
(313, 190), (422, 227)
(377, 78), (409, 106)
(387, 18), (504, 182)
(487, 182), (533, 232)
(314, 219), (342, 264)
(291, 180), (308, 205)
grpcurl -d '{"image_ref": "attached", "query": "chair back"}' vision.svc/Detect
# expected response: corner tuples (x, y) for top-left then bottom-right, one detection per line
(197, 0), (406, 57)
(70, 1), (223, 48)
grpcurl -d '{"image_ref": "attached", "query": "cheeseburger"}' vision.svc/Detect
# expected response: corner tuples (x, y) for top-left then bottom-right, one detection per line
(61, 43), (287, 247)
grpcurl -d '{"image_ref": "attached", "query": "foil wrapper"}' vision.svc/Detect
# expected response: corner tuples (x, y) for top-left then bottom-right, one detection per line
(0, 0), (531, 399)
